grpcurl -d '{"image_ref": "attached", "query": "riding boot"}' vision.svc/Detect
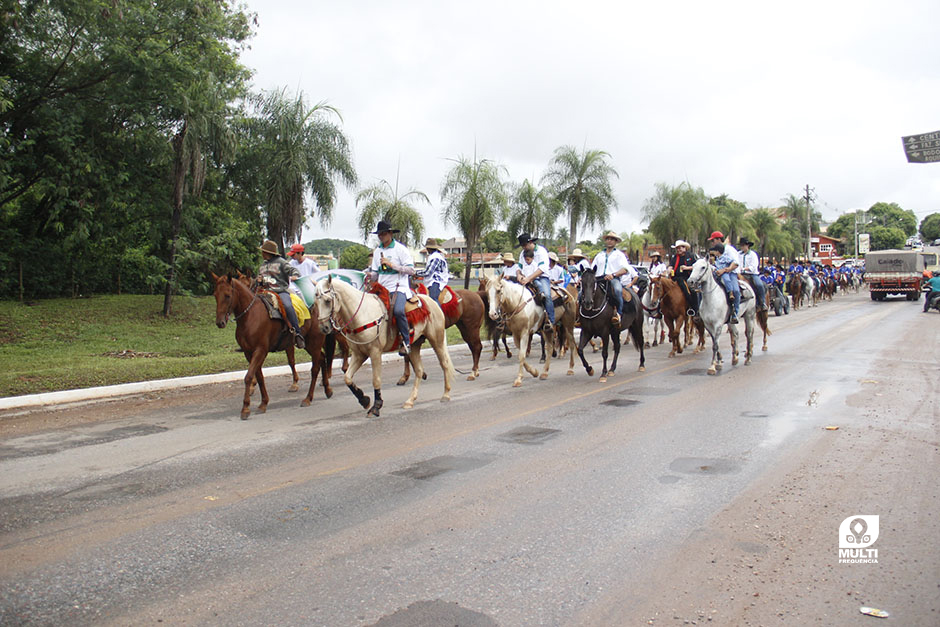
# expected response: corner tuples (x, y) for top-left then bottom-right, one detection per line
(293, 328), (306, 349)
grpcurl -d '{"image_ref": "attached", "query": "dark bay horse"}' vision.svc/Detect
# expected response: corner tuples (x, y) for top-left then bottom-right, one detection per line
(213, 273), (335, 419)
(398, 284), (486, 383)
(575, 268), (645, 382)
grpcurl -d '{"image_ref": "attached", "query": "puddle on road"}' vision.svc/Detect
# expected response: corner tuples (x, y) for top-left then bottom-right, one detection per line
(740, 411), (769, 418)
(495, 426), (561, 445)
(600, 399), (640, 408)
(369, 600), (497, 627)
(391, 455), (492, 481)
(679, 368), (708, 376)
(620, 387), (677, 396)
(669, 457), (741, 475)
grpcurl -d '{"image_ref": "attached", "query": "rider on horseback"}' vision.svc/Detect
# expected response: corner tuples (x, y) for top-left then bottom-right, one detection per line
(566, 248), (591, 286)
(707, 230), (741, 324)
(737, 237), (766, 311)
(517, 233), (555, 331)
(591, 231), (636, 327)
(417, 237), (448, 303)
(670, 239), (699, 318)
(368, 220), (416, 357)
(258, 239), (306, 349)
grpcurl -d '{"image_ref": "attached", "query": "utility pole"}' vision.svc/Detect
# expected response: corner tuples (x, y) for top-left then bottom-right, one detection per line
(804, 184), (815, 262)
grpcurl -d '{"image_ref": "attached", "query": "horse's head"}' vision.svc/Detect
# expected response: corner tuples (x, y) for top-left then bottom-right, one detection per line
(314, 275), (337, 335)
(687, 258), (709, 288)
(487, 276), (503, 321)
(648, 275), (663, 306)
(212, 272), (237, 329)
(579, 267), (600, 306)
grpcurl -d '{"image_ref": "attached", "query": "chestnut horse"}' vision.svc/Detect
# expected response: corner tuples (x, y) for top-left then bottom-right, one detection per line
(648, 276), (705, 357)
(212, 273), (335, 419)
(398, 284), (486, 383)
(786, 273), (803, 310)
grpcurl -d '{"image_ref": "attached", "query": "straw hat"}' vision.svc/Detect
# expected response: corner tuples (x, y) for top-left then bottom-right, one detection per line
(501, 252), (516, 263)
(602, 231), (622, 242)
(420, 237), (443, 253)
(259, 239), (279, 255)
(649, 250), (661, 257)
(548, 252), (559, 263)
(568, 248), (586, 260)
(671, 239), (691, 249)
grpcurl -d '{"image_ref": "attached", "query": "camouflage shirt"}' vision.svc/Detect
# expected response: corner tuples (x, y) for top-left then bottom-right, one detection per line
(258, 256), (299, 293)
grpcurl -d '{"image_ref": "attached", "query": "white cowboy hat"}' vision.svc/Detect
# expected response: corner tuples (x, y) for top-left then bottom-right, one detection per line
(548, 251), (559, 263)
(567, 248), (586, 260)
(671, 239), (691, 249)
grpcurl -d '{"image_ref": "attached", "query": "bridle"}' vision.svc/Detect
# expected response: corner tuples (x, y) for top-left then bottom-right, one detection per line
(318, 279), (385, 345)
(577, 271), (609, 320)
(221, 279), (257, 326)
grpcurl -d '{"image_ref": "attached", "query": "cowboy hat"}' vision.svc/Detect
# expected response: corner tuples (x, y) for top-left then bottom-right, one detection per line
(602, 230), (622, 242)
(671, 239), (691, 249)
(501, 252), (516, 263)
(548, 251), (559, 263)
(420, 237), (442, 253)
(287, 243), (305, 256)
(567, 248), (586, 260)
(372, 220), (399, 234)
(517, 232), (538, 246)
(708, 230), (725, 240)
(649, 250), (662, 257)
(259, 239), (279, 255)
(737, 236), (754, 247)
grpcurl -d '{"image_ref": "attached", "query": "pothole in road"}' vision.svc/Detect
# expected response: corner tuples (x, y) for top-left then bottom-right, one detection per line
(600, 399), (640, 408)
(391, 455), (492, 481)
(669, 457), (741, 475)
(369, 600), (497, 627)
(679, 368), (708, 376)
(621, 387), (677, 396)
(495, 426), (561, 445)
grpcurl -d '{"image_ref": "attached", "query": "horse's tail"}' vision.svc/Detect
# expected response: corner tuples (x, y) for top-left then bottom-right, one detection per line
(626, 314), (644, 352)
(757, 309), (771, 336)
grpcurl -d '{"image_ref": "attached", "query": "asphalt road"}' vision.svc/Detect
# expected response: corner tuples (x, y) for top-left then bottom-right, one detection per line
(0, 291), (937, 626)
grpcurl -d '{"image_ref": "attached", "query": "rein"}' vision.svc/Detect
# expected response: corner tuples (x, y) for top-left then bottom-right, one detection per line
(578, 276), (609, 320)
(323, 282), (385, 345)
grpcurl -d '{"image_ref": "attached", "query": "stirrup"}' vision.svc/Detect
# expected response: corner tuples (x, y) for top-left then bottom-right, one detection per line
(686, 308), (696, 316)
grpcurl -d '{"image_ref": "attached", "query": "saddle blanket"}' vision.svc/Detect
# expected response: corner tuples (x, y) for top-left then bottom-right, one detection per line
(260, 292), (311, 325)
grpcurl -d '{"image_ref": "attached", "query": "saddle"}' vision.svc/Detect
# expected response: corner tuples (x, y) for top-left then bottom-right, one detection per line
(415, 283), (461, 319)
(368, 283), (430, 349)
(258, 291), (312, 351)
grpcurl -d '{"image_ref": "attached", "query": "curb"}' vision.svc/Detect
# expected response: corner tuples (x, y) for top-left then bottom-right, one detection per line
(0, 342), (477, 412)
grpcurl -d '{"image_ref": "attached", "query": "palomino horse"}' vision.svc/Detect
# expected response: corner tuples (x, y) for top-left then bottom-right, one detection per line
(648, 276), (705, 357)
(478, 277), (513, 360)
(212, 273), (335, 419)
(398, 283), (486, 383)
(487, 275), (575, 387)
(575, 268), (645, 382)
(314, 275), (454, 417)
(687, 259), (764, 375)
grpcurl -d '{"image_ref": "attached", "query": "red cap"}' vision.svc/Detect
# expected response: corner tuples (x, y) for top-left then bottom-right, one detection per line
(288, 243), (304, 256)
(708, 231), (725, 240)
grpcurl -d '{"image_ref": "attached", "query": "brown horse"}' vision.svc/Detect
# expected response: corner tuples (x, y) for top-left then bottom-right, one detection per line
(786, 273), (803, 310)
(213, 273), (335, 419)
(398, 283), (486, 383)
(649, 276), (705, 357)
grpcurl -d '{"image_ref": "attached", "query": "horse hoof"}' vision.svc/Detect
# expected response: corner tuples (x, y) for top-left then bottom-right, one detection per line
(359, 398), (371, 410)
(732, 358), (739, 366)
(403, 401), (414, 409)
(325, 387), (333, 399)
(762, 346), (768, 351)
(644, 341), (651, 348)
(539, 358), (545, 364)
(586, 367), (594, 377)
(539, 373), (549, 380)
(512, 380), (522, 388)
(240, 412), (250, 420)
(707, 367), (717, 375)
(608, 370), (615, 376)
(289, 384), (299, 393)
(367, 408), (380, 417)
(257, 406), (267, 414)
(599, 377), (607, 383)
(301, 399), (311, 407)
(441, 395), (451, 402)
(396, 377), (408, 386)
(567, 369), (574, 376)
(466, 374), (476, 381)
(638, 366), (645, 372)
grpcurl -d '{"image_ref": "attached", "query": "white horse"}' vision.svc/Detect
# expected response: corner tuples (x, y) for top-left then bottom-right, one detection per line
(687, 258), (758, 375)
(487, 276), (563, 387)
(314, 276), (455, 417)
(641, 288), (666, 348)
(801, 271), (818, 307)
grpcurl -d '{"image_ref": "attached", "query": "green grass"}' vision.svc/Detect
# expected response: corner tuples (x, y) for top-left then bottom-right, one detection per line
(0, 295), (471, 398)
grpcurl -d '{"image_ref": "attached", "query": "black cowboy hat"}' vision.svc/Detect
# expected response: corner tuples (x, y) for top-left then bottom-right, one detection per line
(517, 232), (537, 246)
(372, 220), (400, 234)
(737, 237), (754, 247)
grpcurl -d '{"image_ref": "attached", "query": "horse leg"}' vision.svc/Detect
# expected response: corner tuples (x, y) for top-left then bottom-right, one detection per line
(744, 312), (755, 365)
(301, 332), (324, 407)
(539, 326), (552, 380)
(566, 325), (576, 376)
(707, 327), (720, 376)
(730, 322), (740, 366)
(397, 354), (411, 386)
(633, 318), (645, 372)
(285, 344), (300, 393)
(598, 334), (610, 383)
(458, 320), (482, 381)
(611, 326), (623, 375)
(667, 317), (679, 357)
(577, 332), (594, 376)
(344, 351), (370, 411)
(426, 328), (455, 403)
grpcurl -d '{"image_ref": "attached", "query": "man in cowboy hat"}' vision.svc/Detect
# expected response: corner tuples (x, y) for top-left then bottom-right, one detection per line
(416, 237), (448, 303)
(670, 239), (699, 318)
(591, 230), (636, 326)
(367, 220), (416, 356)
(737, 237), (766, 310)
(516, 232), (555, 329)
(500, 252), (520, 281)
(258, 239), (306, 349)
(286, 243), (320, 297)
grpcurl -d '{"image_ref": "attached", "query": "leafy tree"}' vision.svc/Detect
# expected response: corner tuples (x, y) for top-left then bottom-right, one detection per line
(920, 213), (940, 242)
(339, 243), (372, 270)
(248, 88), (357, 248)
(867, 202), (916, 236)
(868, 225), (906, 250)
(710, 194), (750, 245)
(355, 179), (426, 246)
(620, 231), (655, 263)
(747, 208), (791, 261)
(482, 230), (514, 253)
(542, 146), (618, 253)
(440, 155), (508, 289)
(642, 182), (705, 248)
(506, 179), (561, 243)
(449, 260), (465, 278)
(304, 238), (359, 256)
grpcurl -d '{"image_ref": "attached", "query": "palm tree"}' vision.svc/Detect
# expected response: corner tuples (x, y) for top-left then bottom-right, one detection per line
(542, 146), (618, 253)
(748, 208), (780, 260)
(506, 179), (562, 243)
(711, 194), (750, 245)
(355, 178), (427, 247)
(250, 88), (357, 248)
(440, 154), (508, 289)
(642, 182), (705, 249)
(164, 77), (236, 317)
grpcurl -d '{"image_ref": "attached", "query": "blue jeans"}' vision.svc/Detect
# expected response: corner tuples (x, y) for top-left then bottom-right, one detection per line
(277, 292), (301, 331)
(719, 272), (741, 316)
(608, 278), (623, 315)
(747, 274), (766, 308)
(427, 283), (442, 303)
(391, 292), (409, 345)
(533, 276), (555, 324)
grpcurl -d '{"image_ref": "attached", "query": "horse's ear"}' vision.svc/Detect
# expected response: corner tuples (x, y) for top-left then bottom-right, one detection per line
(210, 272), (220, 282)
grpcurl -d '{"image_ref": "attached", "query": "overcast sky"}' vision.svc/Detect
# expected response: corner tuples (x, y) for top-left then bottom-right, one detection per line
(239, 0), (940, 246)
